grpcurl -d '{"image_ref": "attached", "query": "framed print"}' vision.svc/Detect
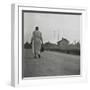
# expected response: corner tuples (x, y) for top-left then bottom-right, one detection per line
(11, 4), (87, 87)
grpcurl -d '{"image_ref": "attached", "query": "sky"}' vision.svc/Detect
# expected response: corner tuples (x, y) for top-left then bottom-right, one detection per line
(24, 12), (81, 44)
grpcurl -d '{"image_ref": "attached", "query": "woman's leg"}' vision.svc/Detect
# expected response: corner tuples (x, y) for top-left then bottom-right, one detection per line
(38, 51), (40, 58)
(34, 39), (41, 58)
(32, 41), (37, 58)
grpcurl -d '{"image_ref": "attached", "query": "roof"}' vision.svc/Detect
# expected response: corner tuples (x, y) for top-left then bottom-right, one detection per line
(57, 37), (69, 43)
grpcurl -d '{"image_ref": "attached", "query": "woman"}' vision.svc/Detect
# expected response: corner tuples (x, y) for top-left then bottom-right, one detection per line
(31, 26), (43, 58)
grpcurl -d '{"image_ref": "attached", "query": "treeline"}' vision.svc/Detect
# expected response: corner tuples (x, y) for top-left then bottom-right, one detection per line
(24, 42), (32, 49)
(43, 42), (80, 55)
(24, 41), (80, 55)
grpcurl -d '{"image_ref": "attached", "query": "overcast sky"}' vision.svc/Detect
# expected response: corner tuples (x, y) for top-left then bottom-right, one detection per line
(24, 12), (81, 44)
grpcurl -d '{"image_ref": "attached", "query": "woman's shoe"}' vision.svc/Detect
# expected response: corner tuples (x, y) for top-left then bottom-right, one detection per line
(38, 54), (40, 58)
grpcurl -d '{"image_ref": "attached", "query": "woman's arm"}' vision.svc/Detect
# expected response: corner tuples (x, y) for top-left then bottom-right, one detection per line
(31, 32), (34, 44)
(40, 33), (43, 44)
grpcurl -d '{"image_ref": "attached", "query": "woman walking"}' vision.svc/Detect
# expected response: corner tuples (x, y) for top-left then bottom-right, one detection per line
(31, 26), (43, 58)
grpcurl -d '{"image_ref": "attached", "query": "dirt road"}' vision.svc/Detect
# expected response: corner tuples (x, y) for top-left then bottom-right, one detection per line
(23, 49), (80, 77)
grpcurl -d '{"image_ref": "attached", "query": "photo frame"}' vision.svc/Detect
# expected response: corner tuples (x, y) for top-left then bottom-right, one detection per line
(11, 4), (87, 87)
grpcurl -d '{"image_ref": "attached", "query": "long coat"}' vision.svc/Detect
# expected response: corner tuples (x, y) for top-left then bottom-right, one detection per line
(31, 30), (43, 55)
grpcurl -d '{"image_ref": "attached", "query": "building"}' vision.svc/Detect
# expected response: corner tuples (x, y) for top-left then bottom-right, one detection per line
(44, 42), (58, 50)
(57, 37), (69, 49)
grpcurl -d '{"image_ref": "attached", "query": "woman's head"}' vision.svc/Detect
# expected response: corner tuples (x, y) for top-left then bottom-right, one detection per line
(35, 26), (39, 31)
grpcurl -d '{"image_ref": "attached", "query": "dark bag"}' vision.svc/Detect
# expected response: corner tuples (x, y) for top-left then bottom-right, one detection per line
(40, 44), (44, 52)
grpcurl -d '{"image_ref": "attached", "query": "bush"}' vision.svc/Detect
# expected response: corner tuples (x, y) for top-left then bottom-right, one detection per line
(45, 48), (80, 55)
(24, 42), (32, 49)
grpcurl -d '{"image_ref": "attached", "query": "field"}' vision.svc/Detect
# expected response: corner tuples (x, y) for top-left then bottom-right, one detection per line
(23, 49), (80, 77)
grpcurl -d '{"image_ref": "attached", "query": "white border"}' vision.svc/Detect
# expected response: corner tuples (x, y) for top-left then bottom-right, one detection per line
(11, 4), (87, 87)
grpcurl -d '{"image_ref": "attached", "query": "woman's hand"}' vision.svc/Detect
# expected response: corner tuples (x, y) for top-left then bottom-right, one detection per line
(30, 42), (32, 45)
